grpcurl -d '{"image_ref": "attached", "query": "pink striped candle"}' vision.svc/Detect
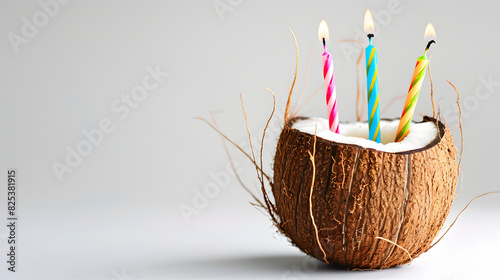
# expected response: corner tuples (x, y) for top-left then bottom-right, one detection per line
(318, 20), (339, 133)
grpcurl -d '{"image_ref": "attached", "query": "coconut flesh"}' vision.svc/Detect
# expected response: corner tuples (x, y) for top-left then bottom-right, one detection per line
(272, 116), (459, 269)
(292, 118), (438, 153)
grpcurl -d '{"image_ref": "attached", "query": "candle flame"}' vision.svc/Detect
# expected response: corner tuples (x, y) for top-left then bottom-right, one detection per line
(364, 9), (375, 34)
(424, 23), (436, 40)
(318, 20), (329, 42)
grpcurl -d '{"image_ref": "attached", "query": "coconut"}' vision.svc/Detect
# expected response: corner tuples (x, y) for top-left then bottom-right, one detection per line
(200, 30), (463, 270)
(272, 116), (459, 269)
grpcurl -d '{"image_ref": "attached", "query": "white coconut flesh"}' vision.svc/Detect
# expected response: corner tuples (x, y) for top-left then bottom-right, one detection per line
(292, 118), (438, 153)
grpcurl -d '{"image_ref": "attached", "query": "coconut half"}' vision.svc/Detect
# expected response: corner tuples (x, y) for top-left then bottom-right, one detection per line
(272, 116), (459, 269)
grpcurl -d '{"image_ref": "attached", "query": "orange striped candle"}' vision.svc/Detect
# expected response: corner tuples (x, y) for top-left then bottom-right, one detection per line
(395, 23), (436, 142)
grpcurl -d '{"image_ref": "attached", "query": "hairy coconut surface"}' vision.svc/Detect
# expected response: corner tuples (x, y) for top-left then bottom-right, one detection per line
(272, 116), (458, 269)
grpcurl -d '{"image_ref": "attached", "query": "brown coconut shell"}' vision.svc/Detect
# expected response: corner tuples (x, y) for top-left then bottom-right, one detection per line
(272, 116), (459, 269)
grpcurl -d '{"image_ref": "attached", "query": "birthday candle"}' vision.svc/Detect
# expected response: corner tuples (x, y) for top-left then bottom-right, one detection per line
(395, 23), (436, 142)
(364, 9), (381, 143)
(318, 20), (339, 133)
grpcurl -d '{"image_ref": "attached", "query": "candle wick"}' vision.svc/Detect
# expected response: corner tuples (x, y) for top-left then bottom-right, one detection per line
(322, 37), (326, 47)
(425, 40), (436, 51)
(367, 34), (374, 45)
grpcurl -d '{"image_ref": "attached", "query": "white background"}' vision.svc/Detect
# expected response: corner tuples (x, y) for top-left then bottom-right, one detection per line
(1, 0), (499, 279)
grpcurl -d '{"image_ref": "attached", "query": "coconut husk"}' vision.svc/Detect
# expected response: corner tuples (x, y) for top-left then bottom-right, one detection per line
(272, 116), (458, 269)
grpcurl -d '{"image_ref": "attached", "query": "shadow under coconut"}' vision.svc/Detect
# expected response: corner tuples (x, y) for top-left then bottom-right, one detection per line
(186, 255), (316, 271)
(149, 254), (358, 277)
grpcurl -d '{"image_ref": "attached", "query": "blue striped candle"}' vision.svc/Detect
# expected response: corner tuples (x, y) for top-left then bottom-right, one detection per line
(364, 10), (381, 143)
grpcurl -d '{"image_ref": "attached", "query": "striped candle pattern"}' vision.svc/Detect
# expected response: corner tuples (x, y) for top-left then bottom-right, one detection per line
(365, 41), (381, 143)
(395, 54), (429, 142)
(322, 47), (339, 133)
